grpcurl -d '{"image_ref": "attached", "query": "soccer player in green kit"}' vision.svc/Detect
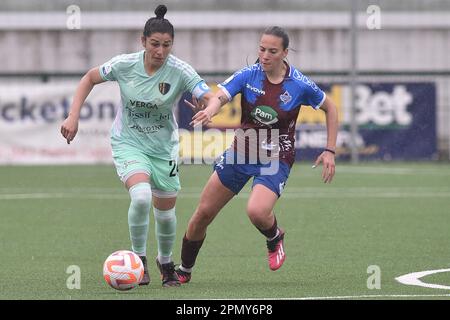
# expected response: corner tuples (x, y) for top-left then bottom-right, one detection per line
(60, 5), (212, 287)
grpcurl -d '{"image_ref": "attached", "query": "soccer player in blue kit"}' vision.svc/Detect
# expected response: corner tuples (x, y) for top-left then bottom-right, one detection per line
(60, 5), (212, 287)
(176, 26), (338, 283)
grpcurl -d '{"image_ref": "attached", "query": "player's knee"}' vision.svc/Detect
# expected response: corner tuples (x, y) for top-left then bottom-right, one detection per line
(131, 188), (151, 206)
(129, 183), (152, 212)
(246, 204), (268, 224)
(194, 204), (217, 225)
(131, 195), (151, 212)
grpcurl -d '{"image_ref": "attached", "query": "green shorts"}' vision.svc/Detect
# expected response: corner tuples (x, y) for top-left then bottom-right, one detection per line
(112, 145), (180, 198)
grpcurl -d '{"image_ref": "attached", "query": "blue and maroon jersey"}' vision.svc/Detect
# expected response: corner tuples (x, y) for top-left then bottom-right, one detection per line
(218, 63), (326, 167)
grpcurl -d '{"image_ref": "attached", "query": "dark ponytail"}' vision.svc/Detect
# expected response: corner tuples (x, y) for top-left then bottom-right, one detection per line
(154, 4), (167, 19)
(143, 5), (174, 39)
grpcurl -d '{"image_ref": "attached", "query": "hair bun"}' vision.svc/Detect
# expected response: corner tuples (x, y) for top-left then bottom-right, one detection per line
(154, 5), (167, 19)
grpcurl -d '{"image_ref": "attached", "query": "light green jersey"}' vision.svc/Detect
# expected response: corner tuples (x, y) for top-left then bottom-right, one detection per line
(99, 50), (208, 160)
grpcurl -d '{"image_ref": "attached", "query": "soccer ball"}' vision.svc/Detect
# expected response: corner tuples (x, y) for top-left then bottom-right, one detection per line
(103, 250), (144, 291)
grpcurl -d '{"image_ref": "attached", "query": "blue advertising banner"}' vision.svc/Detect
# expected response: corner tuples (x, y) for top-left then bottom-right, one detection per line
(296, 83), (436, 160)
(360, 83), (436, 160)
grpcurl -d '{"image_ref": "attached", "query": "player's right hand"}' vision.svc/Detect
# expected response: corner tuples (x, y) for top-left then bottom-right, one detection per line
(60, 116), (79, 144)
(190, 109), (212, 127)
(185, 99), (212, 127)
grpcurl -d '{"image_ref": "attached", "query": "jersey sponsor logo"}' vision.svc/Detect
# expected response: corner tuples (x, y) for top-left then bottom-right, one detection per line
(292, 69), (303, 81)
(127, 107), (171, 122)
(158, 82), (171, 95)
(278, 134), (292, 152)
(122, 160), (139, 170)
(130, 124), (164, 133)
(127, 109), (152, 119)
(280, 90), (292, 104)
(246, 83), (265, 95)
(292, 70), (319, 92)
(251, 105), (278, 126)
(129, 100), (158, 109)
(214, 154), (225, 170)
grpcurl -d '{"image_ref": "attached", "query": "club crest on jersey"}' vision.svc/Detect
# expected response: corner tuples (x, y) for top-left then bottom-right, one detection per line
(251, 105), (279, 126)
(158, 82), (171, 95)
(280, 90), (292, 104)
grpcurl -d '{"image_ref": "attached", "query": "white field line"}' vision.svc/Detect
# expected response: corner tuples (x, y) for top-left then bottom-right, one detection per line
(2, 193), (450, 200)
(1, 187), (450, 200)
(395, 268), (450, 290)
(1, 187), (450, 193)
(258, 294), (450, 300)
(333, 166), (450, 175)
(296, 294), (450, 299)
(0, 193), (127, 200)
(203, 294), (450, 300)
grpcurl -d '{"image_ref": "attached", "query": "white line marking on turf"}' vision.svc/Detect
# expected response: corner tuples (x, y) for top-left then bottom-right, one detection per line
(395, 268), (450, 290)
(293, 294), (450, 300)
(2, 188), (450, 200)
(0, 193), (128, 200)
(336, 167), (415, 175)
(330, 166), (450, 176)
(208, 294), (450, 300)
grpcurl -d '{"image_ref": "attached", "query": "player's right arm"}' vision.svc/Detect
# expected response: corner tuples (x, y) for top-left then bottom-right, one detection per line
(189, 66), (250, 127)
(60, 67), (105, 144)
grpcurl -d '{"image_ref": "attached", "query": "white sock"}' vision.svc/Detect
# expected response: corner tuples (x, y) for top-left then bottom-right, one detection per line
(157, 255), (172, 265)
(179, 265), (192, 273)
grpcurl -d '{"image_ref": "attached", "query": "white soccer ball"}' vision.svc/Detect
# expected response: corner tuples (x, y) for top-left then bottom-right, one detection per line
(103, 250), (144, 291)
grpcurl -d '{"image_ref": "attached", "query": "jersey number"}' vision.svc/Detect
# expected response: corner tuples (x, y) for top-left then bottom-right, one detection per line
(169, 160), (179, 177)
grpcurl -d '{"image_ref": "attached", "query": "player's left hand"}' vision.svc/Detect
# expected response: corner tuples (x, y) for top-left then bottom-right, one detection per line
(313, 151), (336, 183)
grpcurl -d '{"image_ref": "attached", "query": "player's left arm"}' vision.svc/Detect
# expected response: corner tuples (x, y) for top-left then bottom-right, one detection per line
(314, 96), (339, 183)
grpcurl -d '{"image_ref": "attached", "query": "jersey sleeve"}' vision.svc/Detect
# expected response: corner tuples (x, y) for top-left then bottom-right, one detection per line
(180, 63), (210, 99)
(301, 75), (326, 110)
(217, 66), (251, 101)
(98, 55), (125, 81)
